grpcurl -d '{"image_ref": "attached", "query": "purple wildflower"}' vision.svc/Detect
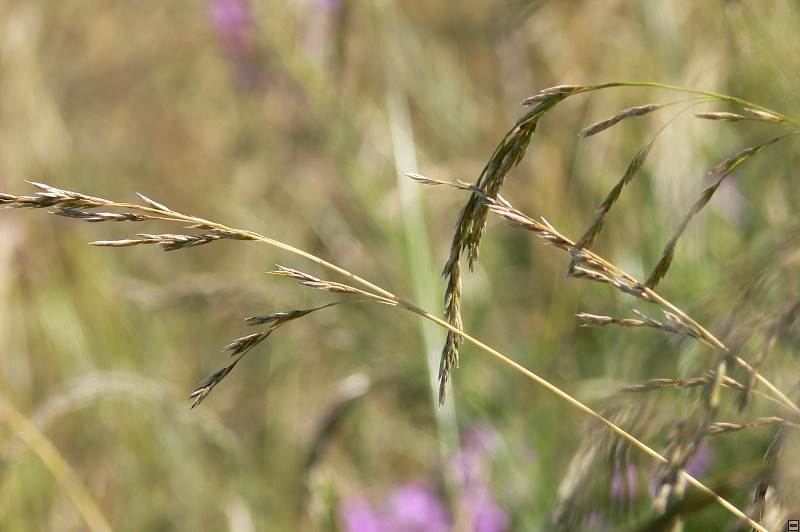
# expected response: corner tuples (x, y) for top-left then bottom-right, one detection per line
(685, 440), (713, 479)
(340, 497), (382, 532)
(340, 425), (511, 532)
(450, 425), (511, 532)
(207, 0), (263, 88)
(340, 483), (449, 532)
(611, 462), (638, 508)
(384, 483), (451, 532)
(208, 0), (255, 57)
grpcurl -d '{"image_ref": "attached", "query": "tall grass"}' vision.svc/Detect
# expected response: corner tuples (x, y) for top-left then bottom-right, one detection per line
(2, 1), (800, 530)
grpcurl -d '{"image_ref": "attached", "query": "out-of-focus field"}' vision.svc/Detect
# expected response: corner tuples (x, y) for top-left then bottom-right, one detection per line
(1, 1), (799, 530)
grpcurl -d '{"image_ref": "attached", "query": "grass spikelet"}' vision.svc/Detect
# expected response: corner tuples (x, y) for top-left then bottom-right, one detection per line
(0, 182), (111, 209)
(692, 111), (748, 121)
(521, 84), (585, 104)
(569, 138), (655, 267)
(439, 91), (571, 405)
(53, 208), (148, 222)
(645, 135), (790, 289)
(619, 378), (708, 393)
(189, 359), (242, 408)
(191, 302), (354, 407)
(578, 104), (663, 138)
(270, 265), (381, 296)
(744, 107), (784, 123)
(709, 136), (787, 178)
(135, 193), (172, 212)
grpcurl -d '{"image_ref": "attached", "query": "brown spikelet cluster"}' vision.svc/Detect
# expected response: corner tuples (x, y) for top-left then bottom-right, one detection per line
(189, 267), (394, 408)
(438, 86), (583, 406)
(189, 301), (337, 408)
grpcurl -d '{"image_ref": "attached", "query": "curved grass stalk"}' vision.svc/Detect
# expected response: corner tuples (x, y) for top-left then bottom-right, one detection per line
(0, 183), (771, 530)
(263, 262), (766, 530)
(0, 394), (112, 532)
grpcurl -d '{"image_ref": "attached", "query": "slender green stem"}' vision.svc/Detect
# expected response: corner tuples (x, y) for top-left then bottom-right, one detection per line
(577, 81), (800, 127)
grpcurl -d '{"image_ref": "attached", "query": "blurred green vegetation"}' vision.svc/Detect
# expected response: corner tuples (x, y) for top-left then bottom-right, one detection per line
(1, 1), (800, 530)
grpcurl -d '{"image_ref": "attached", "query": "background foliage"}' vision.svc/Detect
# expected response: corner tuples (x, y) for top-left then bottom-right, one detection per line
(1, 1), (799, 530)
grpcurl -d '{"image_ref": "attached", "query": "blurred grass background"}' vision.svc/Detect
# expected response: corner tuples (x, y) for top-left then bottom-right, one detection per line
(1, 0), (800, 530)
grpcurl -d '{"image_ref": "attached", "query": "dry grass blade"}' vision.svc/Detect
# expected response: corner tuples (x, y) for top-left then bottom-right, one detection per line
(0, 395), (113, 532)
(645, 135), (789, 289)
(578, 103), (663, 138)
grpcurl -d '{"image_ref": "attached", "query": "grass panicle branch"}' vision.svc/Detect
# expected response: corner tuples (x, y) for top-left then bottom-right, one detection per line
(411, 173), (799, 420)
(435, 81), (798, 414)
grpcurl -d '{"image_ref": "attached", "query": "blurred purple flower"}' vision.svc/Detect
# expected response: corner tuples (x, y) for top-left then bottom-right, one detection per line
(208, 0), (255, 57)
(314, 0), (342, 12)
(340, 483), (449, 532)
(450, 425), (499, 485)
(385, 483), (451, 532)
(450, 425), (511, 532)
(207, 0), (264, 88)
(611, 462), (638, 507)
(461, 484), (511, 532)
(685, 440), (713, 479)
(587, 511), (612, 531)
(340, 425), (511, 532)
(340, 497), (382, 532)
(648, 440), (714, 499)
